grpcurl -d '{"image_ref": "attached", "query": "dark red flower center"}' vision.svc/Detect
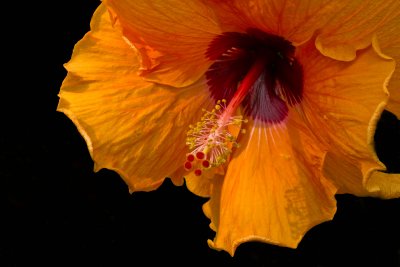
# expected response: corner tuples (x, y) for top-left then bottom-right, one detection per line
(205, 28), (303, 123)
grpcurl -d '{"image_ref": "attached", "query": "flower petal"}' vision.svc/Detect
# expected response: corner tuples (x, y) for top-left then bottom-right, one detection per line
(103, 0), (221, 87)
(203, 0), (370, 46)
(297, 37), (395, 196)
(366, 171), (400, 199)
(202, 175), (224, 233)
(185, 170), (215, 198)
(58, 4), (212, 192)
(323, 153), (400, 199)
(323, 152), (373, 196)
(206, 0), (399, 62)
(387, 83), (400, 119)
(316, 0), (400, 61)
(376, 15), (400, 119)
(207, 119), (337, 255)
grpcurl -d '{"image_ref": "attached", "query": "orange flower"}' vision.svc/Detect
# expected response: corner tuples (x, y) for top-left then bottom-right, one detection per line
(58, 1), (400, 255)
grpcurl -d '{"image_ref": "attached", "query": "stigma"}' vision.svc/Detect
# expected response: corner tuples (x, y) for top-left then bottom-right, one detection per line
(185, 99), (247, 175)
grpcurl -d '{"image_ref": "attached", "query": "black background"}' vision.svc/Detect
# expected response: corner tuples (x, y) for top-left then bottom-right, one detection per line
(2, 1), (400, 266)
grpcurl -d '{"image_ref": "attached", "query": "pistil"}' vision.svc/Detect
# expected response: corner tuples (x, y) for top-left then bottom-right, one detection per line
(220, 57), (266, 124)
(185, 57), (266, 175)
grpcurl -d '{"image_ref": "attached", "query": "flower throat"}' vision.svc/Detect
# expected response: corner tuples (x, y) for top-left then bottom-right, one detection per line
(185, 29), (304, 175)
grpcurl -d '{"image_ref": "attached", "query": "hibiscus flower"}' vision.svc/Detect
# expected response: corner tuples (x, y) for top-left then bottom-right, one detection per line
(58, 0), (400, 255)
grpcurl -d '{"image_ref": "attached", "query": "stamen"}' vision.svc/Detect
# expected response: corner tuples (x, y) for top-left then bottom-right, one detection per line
(186, 99), (246, 171)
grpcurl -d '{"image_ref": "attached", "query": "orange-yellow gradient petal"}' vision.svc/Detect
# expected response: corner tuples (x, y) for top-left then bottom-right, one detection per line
(185, 171), (214, 198)
(297, 39), (395, 196)
(208, 119), (337, 255)
(323, 153), (371, 196)
(58, 4), (212, 192)
(376, 14), (400, 119)
(202, 174), (224, 233)
(323, 153), (400, 199)
(103, 0), (221, 88)
(386, 76), (400, 119)
(366, 171), (400, 199)
(315, 0), (400, 61)
(370, 16), (400, 199)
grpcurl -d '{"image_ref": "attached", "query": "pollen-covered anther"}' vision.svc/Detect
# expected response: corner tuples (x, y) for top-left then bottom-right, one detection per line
(185, 99), (247, 170)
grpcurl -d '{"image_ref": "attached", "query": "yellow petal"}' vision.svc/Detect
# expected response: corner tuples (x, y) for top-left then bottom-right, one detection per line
(103, 0), (221, 87)
(316, 0), (400, 61)
(208, 119), (337, 255)
(366, 171), (400, 199)
(297, 37), (395, 195)
(58, 4), (212, 192)
(323, 153), (400, 199)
